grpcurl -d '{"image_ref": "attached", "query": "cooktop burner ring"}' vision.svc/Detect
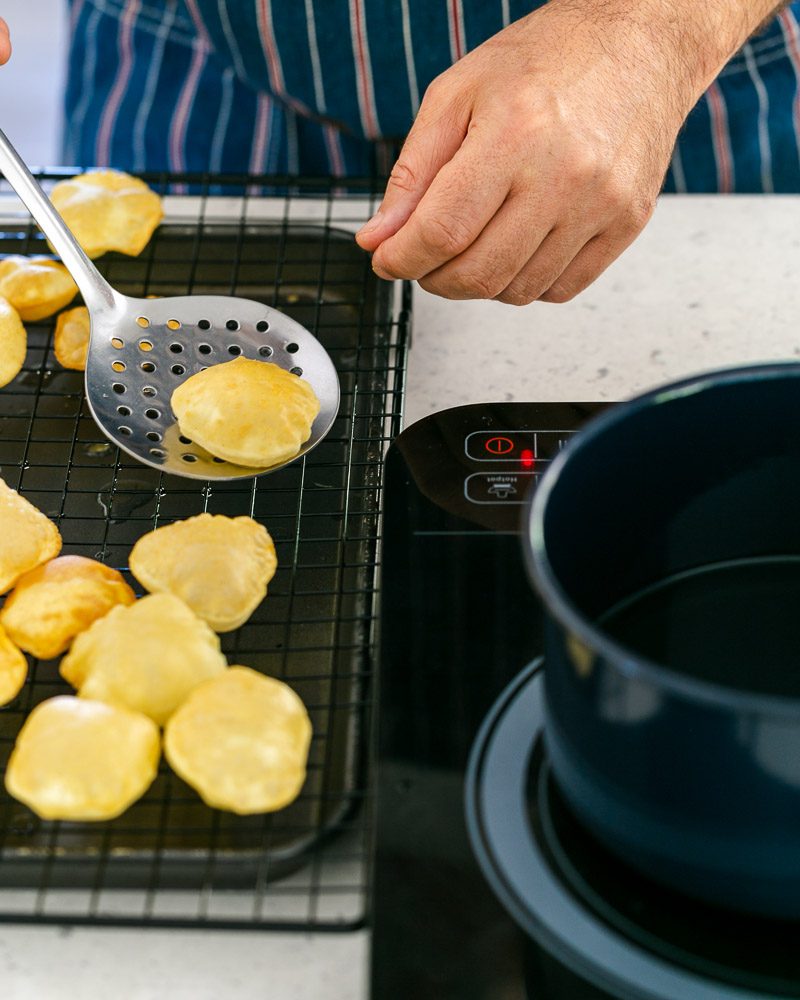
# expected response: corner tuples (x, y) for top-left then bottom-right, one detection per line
(464, 659), (793, 1000)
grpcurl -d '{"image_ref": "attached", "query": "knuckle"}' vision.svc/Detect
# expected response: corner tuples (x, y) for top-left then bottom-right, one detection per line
(419, 267), (500, 301)
(565, 143), (603, 183)
(497, 284), (538, 307)
(422, 72), (448, 103)
(496, 267), (552, 306)
(540, 283), (577, 304)
(453, 268), (504, 300)
(599, 176), (632, 214)
(419, 212), (474, 259)
(371, 245), (405, 279)
(387, 159), (418, 195)
(418, 274), (458, 300)
(623, 195), (656, 233)
(372, 251), (410, 280)
(600, 176), (654, 231)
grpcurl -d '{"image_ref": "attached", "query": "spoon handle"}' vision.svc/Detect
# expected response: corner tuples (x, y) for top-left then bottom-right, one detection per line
(0, 128), (118, 313)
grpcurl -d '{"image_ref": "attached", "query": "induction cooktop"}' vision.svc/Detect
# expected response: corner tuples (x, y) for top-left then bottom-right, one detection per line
(371, 402), (800, 1000)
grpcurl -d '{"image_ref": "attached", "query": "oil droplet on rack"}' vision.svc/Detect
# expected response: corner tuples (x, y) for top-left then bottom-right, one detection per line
(83, 441), (113, 458)
(97, 477), (159, 522)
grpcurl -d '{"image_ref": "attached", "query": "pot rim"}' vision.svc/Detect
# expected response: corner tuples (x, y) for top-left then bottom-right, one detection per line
(524, 360), (800, 719)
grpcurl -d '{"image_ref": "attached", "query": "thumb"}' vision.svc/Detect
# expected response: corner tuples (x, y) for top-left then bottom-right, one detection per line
(356, 93), (468, 251)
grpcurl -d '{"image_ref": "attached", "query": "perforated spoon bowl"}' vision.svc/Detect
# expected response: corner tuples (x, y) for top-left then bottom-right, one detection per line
(0, 129), (340, 480)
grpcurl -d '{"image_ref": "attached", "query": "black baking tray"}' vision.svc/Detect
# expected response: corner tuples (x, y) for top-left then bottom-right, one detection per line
(0, 173), (408, 927)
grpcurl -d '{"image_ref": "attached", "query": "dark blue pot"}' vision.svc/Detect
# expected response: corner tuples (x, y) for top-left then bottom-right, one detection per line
(524, 363), (800, 919)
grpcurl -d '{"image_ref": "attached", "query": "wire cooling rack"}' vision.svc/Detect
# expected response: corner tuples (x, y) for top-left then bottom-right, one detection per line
(0, 172), (409, 929)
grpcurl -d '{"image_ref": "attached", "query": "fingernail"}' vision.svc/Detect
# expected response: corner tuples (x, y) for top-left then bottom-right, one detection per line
(356, 210), (383, 237)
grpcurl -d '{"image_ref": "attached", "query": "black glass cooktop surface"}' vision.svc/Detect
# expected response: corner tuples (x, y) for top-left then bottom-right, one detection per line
(372, 402), (800, 1000)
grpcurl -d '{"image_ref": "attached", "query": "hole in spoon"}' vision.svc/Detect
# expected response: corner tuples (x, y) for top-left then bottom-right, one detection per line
(226, 320), (239, 331)
(117, 405), (131, 416)
(146, 431), (161, 442)
(198, 344), (212, 355)
(182, 454), (198, 463)
(286, 343), (299, 354)
(118, 426), (132, 436)
(212, 457), (225, 464)
(258, 345), (273, 357)
(111, 337), (124, 349)
(169, 343), (183, 354)
(179, 436), (192, 445)
(139, 340), (153, 352)
(290, 367), (303, 376)
(144, 408), (160, 420)
(198, 319), (211, 331)
(112, 383), (126, 394)
(136, 316), (150, 328)
(171, 364), (185, 376)
(167, 319), (181, 331)
(228, 345), (242, 356)
(256, 320), (269, 333)
(141, 361), (156, 373)
(149, 447), (165, 458)
(111, 361), (126, 373)
(142, 386), (157, 397)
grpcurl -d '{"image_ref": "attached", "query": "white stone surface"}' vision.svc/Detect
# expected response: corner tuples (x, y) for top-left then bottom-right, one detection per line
(406, 195), (800, 426)
(0, 924), (367, 1000)
(1, 194), (800, 997)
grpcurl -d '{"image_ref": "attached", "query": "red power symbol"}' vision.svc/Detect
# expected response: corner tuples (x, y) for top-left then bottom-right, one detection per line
(485, 436), (514, 455)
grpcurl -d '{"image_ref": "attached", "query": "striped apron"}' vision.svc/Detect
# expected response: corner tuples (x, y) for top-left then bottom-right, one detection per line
(64, 0), (800, 192)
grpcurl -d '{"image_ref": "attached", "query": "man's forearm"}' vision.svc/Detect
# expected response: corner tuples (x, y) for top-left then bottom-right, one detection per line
(654, 0), (791, 91)
(553, 0), (791, 125)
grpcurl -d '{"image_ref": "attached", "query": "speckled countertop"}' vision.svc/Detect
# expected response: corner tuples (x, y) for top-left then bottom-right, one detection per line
(2, 195), (800, 1000)
(405, 195), (800, 428)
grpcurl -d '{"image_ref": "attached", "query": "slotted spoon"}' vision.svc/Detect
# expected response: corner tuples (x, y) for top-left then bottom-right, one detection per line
(0, 129), (340, 480)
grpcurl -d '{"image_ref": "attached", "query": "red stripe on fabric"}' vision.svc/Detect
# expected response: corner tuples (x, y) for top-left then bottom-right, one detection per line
(779, 11), (800, 154)
(449, 0), (464, 61)
(255, 0), (313, 119)
(183, 0), (212, 45)
(351, 0), (378, 139)
(256, 0), (285, 95)
(323, 124), (345, 177)
(249, 93), (272, 174)
(95, 0), (140, 165)
(706, 81), (733, 193)
(168, 41), (207, 186)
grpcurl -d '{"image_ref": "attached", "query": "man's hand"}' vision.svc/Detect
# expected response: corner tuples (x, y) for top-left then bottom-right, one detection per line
(0, 19), (10, 66)
(356, 0), (783, 304)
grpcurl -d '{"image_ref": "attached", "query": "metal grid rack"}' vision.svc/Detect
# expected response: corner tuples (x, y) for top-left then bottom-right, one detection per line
(0, 172), (409, 929)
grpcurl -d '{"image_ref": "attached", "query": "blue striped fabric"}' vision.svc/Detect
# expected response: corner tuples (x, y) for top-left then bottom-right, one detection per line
(63, 0), (800, 192)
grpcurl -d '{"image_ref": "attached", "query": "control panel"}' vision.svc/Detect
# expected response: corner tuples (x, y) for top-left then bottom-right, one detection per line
(463, 429), (573, 506)
(390, 402), (607, 532)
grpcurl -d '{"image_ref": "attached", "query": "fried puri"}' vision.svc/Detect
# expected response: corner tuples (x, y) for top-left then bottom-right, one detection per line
(170, 357), (320, 468)
(0, 555), (136, 660)
(54, 305), (90, 370)
(0, 624), (27, 707)
(164, 666), (312, 814)
(5, 696), (160, 821)
(129, 514), (277, 632)
(60, 593), (227, 725)
(0, 297), (26, 388)
(0, 478), (62, 594)
(50, 170), (163, 259)
(0, 256), (78, 321)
